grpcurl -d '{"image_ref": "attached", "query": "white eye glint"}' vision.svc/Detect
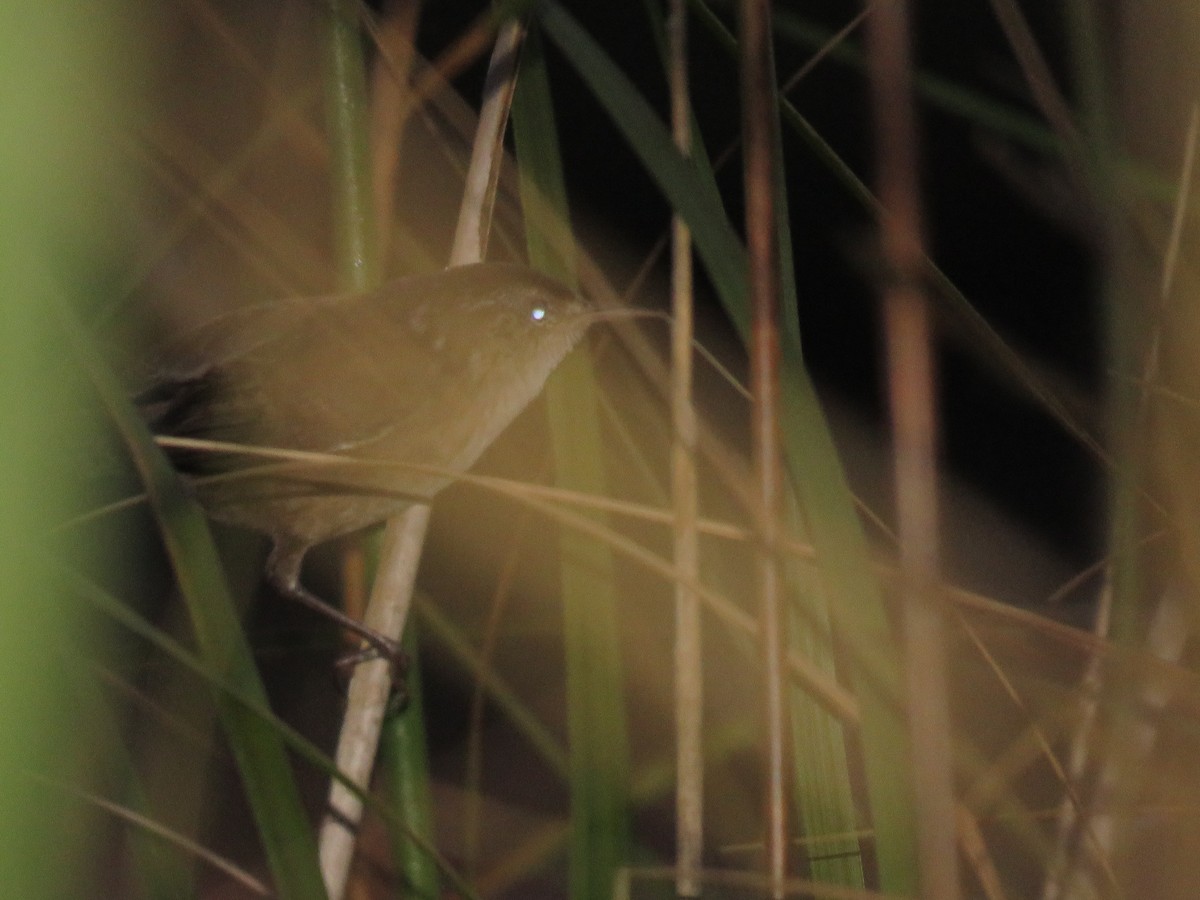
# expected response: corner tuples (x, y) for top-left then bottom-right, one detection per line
(530, 306), (547, 322)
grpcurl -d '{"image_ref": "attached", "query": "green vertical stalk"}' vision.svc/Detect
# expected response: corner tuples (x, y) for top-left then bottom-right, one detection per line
(320, 5), (435, 899)
(511, 25), (631, 900)
(324, 0), (378, 292)
(380, 627), (439, 898)
(0, 7), (125, 896)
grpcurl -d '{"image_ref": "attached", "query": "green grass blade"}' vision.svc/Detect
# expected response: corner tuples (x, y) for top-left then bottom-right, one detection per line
(759, 18), (867, 889)
(76, 571), (477, 897)
(512, 24), (632, 900)
(59, 309), (327, 900)
(379, 627), (439, 898)
(539, 2), (747, 314)
(0, 5), (133, 896)
(324, 0), (379, 292)
(69, 573), (341, 781)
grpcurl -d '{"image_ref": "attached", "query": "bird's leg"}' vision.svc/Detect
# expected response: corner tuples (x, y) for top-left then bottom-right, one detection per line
(265, 539), (407, 682)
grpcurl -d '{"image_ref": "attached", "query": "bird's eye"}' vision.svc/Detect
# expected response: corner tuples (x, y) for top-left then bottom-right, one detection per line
(530, 306), (547, 323)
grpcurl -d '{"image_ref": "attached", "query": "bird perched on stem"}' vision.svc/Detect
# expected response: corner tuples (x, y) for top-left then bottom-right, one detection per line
(140, 262), (593, 663)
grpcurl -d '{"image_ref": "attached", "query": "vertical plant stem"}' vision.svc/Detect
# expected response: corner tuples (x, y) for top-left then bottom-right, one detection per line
(380, 626), (439, 897)
(321, 511), (429, 897)
(450, 18), (526, 265)
(1050, 3), (1148, 895)
(863, 1), (958, 897)
(335, 19), (445, 893)
(324, 0), (378, 293)
(667, 0), (704, 896)
(315, 0), (388, 893)
(0, 14), (92, 899)
(512, 24), (631, 900)
(740, 0), (790, 894)
(370, 9), (525, 899)
(319, 8), (528, 897)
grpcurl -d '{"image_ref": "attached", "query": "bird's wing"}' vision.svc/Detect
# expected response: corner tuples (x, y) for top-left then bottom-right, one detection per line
(153, 293), (455, 457)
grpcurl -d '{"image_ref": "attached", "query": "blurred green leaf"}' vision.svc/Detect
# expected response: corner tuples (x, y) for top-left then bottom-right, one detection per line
(513, 23), (633, 900)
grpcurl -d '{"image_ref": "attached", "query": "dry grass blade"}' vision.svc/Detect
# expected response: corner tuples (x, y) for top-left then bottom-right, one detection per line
(740, 0), (791, 891)
(37, 778), (271, 898)
(316, 8), (527, 897)
(667, 0), (704, 894)
(864, 0), (958, 895)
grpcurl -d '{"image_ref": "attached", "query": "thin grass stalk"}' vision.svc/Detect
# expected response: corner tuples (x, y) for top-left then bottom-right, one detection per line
(323, 0), (378, 292)
(740, 0), (791, 893)
(982, 0), (1082, 162)
(314, 0), (391, 891)
(666, 0), (704, 895)
(319, 7), (527, 895)
(450, 17), (526, 264)
(1042, 105), (1200, 900)
(863, 1), (959, 896)
(43, 777), (271, 897)
(749, 26), (877, 879)
(757, 11), (871, 889)
(512, 23), (631, 899)
(1052, 2), (1144, 895)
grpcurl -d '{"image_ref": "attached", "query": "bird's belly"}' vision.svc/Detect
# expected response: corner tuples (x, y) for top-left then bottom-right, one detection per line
(193, 464), (447, 546)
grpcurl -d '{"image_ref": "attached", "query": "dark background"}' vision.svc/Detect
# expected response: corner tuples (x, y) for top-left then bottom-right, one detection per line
(417, 0), (1106, 577)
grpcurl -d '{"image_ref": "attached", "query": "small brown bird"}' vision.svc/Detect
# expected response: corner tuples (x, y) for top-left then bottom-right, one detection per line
(142, 262), (593, 660)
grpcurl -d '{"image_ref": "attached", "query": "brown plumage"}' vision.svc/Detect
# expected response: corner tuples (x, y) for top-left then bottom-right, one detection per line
(143, 262), (592, 660)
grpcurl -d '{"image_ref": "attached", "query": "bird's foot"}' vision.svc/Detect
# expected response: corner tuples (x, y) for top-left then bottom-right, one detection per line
(266, 564), (409, 700)
(333, 640), (410, 708)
